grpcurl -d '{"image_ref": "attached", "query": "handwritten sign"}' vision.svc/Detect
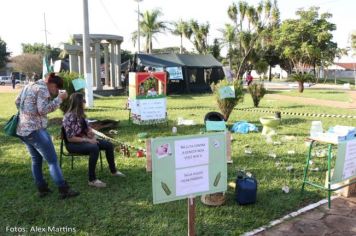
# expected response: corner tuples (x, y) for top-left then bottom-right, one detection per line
(176, 165), (209, 196)
(343, 140), (356, 179)
(219, 86), (235, 99)
(151, 133), (227, 204)
(139, 98), (166, 121)
(332, 139), (356, 183)
(175, 138), (209, 168)
(130, 98), (167, 124)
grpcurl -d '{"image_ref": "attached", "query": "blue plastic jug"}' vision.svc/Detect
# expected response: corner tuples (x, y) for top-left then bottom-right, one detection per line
(235, 175), (258, 205)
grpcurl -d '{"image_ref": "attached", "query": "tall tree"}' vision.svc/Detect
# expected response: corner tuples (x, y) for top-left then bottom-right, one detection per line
(22, 43), (61, 61)
(171, 20), (191, 54)
(275, 7), (337, 74)
(257, 0), (281, 81)
(188, 20), (210, 54)
(12, 53), (42, 77)
(121, 50), (134, 63)
(226, 0), (278, 79)
(132, 9), (166, 54)
(351, 31), (356, 55)
(152, 47), (186, 54)
(219, 24), (236, 69)
(58, 36), (76, 59)
(208, 38), (222, 60)
(0, 37), (10, 69)
(227, 3), (238, 26)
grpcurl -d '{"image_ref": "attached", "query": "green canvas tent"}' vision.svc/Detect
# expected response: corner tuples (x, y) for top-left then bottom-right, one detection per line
(136, 53), (224, 93)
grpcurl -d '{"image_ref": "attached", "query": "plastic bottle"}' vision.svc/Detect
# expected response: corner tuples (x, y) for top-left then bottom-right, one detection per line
(310, 121), (323, 138)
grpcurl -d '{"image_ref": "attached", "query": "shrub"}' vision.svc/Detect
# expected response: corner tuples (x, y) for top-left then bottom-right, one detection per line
(248, 82), (266, 107)
(59, 71), (82, 113)
(211, 79), (244, 121)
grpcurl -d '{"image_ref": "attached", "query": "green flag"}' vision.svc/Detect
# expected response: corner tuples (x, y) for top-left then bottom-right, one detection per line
(42, 56), (53, 78)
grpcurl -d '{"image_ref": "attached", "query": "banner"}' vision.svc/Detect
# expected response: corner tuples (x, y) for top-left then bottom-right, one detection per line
(155, 67), (183, 80)
(151, 132), (227, 204)
(42, 56), (50, 79)
(166, 67), (183, 80)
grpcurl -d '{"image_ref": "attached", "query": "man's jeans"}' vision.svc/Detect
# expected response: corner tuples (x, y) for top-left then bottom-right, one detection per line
(20, 129), (65, 187)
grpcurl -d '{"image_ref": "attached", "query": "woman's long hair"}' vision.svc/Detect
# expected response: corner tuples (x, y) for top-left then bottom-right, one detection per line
(66, 92), (86, 119)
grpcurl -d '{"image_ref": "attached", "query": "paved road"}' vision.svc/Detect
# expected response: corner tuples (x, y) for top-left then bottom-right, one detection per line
(0, 85), (22, 93)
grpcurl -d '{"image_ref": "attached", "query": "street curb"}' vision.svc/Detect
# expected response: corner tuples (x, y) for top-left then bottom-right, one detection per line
(242, 196), (337, 236)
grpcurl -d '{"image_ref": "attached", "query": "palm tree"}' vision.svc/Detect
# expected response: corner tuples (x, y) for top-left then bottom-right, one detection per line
(246, 6), (257, 31)
(58, 36), (75, 59)
(352, 31), (356, 55)
(219, 24), (236, 69)
(225, 1), (278, 79)
(270, 0), (280, 27)
(171, 20), (191, 54)
(227, 3), (238, 25)
(189, 20), (210, 54)
(238, 1), (248, 31)
(131, 9), (166, 54)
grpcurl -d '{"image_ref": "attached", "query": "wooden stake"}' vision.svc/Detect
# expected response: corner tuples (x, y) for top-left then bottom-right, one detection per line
(226, 132), (232, 163)
(188, 196), (195, 236)
(146, 139), (152, 172)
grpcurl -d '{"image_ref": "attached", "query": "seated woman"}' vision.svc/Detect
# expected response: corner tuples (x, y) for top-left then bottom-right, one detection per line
(62, 92), (125, 188)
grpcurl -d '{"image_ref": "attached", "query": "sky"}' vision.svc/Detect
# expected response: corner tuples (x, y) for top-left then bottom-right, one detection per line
(0, 0), (355, 60)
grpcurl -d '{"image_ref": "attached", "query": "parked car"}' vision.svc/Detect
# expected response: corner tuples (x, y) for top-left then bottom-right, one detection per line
(0, 76), (20, 85)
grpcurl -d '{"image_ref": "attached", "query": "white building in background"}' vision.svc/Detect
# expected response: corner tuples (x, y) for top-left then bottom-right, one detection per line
(271, 65), (288, 79)
(325, 62), (356, 79)
(246, 65), (288, 80)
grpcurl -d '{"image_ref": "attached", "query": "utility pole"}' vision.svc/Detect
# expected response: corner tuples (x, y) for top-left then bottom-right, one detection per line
(43, 13), (48, 47)
(43, 12), (50, 78)
(134, 0), (143, 53)
(83, 0), (93, 107)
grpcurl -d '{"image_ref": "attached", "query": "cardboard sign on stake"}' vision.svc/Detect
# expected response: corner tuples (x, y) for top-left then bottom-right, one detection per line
(72, 78), (86, 91)
(149, 132), (228, 236)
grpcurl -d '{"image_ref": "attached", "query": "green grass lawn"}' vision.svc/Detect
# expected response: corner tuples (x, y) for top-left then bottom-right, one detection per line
(270, 89), (351, 102)
(1, 91), (355, 235)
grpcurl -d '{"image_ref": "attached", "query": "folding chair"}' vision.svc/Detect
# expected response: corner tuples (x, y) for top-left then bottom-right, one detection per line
(59, 127), (103, 171)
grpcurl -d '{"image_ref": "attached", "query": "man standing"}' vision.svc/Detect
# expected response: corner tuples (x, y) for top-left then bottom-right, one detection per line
(246, 71), (253, 86)
(11, 74), (16, 89)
